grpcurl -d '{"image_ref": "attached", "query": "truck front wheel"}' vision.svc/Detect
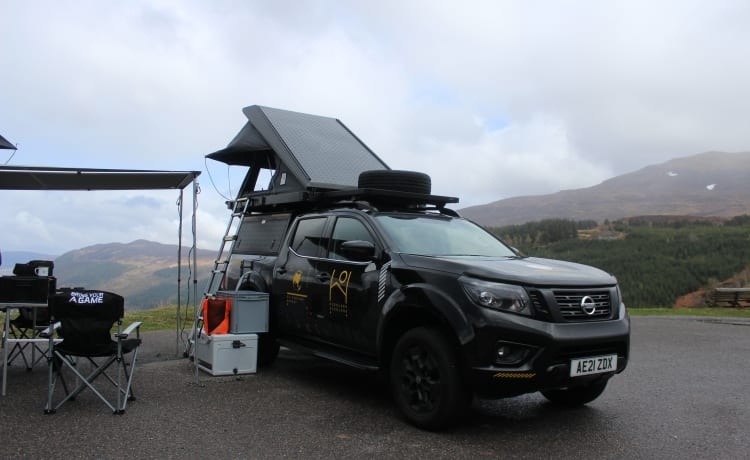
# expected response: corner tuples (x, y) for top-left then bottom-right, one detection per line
(389, 327), (469, 430)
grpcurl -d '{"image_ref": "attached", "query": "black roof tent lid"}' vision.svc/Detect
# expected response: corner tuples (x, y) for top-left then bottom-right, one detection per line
(0, 133), (15, 150)
(206, 105), (390, 191)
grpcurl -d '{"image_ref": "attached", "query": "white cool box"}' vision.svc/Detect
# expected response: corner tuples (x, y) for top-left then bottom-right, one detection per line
(196, 333), (258, 376)
(195, 290), (269, 376)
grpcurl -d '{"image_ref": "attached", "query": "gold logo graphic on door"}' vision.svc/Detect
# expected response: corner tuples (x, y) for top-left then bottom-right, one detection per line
(329, 269), (351, 317)
(286, 270), (308, 306)
(292, 271), (303, 291)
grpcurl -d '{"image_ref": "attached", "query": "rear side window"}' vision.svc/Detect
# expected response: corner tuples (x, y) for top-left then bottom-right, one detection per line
(290, 217), (328, 257)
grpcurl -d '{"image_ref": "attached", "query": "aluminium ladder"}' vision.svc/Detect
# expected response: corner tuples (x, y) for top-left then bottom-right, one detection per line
(184, 197), (250, 357)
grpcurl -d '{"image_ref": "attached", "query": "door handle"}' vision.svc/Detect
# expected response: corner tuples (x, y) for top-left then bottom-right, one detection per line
(316, 272), (331, 282)
(276, 267), (287, 275)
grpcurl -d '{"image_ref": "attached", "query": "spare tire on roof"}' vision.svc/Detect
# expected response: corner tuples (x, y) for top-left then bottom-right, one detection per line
(358, 170), (432, 195)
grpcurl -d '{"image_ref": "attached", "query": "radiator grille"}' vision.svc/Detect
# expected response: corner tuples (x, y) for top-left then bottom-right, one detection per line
(553, 291), (612, 321)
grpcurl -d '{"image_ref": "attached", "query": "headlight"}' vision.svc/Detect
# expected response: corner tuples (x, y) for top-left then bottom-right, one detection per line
(459, 277), (531, 316)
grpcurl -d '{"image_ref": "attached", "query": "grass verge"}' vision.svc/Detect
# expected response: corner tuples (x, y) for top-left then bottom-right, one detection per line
(3, 305), (748, 334)
(125, 305), (196, 332)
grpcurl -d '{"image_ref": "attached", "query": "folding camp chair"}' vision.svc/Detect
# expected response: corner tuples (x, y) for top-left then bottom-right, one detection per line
(6, 306), (52, 369)
(44, 290), (142, 414)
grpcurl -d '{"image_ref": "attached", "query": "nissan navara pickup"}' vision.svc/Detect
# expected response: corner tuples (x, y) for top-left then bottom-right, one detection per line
(219, 170), (630, 430)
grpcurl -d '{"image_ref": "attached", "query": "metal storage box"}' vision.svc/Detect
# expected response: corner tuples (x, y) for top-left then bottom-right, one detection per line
(195, 333), (258, 376)
(0, 276), (52, 303)
(217, 290), (269, 333)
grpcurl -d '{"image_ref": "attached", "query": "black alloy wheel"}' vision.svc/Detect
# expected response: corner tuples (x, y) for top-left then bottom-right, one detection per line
(390, 327), (469, 430)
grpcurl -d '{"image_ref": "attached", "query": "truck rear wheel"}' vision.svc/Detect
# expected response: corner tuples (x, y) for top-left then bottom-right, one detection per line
(389, 327), (469, 430)
(541, 380), (608, 406)
(257, 333), (280, 367)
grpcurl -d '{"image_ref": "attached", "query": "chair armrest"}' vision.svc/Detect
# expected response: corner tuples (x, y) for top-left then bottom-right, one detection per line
(116, 321), (143, 339)
(40, 321), (61, 338)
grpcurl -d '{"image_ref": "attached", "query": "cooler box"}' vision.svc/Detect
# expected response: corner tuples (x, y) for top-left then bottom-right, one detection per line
(217, 290), (269, 333)
(195, 333), (258, 376)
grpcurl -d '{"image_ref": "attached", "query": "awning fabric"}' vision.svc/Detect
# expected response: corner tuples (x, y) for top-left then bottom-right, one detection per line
(0, 165), (199, 190)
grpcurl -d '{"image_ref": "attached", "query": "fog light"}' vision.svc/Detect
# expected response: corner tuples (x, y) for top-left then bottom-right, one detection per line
(493, 341), (532, 366)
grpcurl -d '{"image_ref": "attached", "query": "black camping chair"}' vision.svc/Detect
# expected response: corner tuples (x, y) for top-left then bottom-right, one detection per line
(3, 263), (56, 370)
(44, 290), (142, 414)
(6, 305), (52, 369)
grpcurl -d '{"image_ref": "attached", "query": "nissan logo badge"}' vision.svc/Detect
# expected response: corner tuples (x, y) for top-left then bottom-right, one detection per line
(580, 296), (597, 316)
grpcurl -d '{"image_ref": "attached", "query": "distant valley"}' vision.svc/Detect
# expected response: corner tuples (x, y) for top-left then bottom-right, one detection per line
(4, 240), (215, 310)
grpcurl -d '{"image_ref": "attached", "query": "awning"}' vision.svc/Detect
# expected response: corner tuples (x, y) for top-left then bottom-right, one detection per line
(0, 164), (201, 358)
(0, 165), (199, 190)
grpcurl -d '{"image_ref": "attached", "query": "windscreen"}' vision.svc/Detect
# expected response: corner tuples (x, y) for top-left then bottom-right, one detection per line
(375, 214), (517, 257)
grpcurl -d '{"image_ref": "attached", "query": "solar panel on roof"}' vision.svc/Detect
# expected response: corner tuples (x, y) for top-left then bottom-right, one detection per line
(258, 106), (389, 187)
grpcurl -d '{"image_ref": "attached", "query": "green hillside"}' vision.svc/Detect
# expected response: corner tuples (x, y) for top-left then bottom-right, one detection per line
(53, 240), (215, 310)
(490, 216), (750, 307)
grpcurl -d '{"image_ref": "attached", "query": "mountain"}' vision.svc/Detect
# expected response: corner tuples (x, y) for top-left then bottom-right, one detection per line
(53, 240), (215, 310)
(460, 151), (750, 227)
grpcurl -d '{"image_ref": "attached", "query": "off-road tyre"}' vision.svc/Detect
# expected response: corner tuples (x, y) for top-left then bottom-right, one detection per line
(541, 380), (608, 407)
(389, 327), (469, 430)
(257, 332), (280, 367)
(358, 170), (431, 195)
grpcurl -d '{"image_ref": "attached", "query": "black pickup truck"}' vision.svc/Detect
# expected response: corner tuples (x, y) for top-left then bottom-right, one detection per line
(207, 106), (629, 429)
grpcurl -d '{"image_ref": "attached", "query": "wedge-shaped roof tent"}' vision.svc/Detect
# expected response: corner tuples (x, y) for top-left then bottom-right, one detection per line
(0, 133), (15, 150)
(206, 106), (390, 206)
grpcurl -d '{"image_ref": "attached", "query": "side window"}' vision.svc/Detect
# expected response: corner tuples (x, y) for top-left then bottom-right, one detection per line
(329, 217), (375, 261)
(290, 217), (328, 257)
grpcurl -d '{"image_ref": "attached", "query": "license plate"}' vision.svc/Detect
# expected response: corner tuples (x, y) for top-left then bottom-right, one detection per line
(570, 354), (617, 377)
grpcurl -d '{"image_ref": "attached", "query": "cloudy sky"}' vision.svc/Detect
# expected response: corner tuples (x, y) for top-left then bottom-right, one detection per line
(2, 0), (749, 255)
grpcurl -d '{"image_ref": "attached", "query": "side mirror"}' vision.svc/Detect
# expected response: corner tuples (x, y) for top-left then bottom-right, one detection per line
(340, 240), (376, 261)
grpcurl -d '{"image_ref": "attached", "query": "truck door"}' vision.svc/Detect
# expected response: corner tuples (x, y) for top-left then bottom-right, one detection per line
(272, 216), (330, 339)
(313, 216), (381, 353)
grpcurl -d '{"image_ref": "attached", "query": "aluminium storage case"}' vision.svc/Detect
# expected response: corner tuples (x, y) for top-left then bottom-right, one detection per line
(217, 290), (269, 333)
(196, 333), (258, 376)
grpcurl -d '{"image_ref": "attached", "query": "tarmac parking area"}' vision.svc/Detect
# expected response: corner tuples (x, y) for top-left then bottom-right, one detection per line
(2, 316), (749, 459)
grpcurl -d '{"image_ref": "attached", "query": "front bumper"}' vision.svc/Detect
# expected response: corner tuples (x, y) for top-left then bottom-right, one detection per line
(465, 311), (630, 398)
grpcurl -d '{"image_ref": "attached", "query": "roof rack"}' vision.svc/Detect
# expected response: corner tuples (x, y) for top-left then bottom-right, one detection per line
(230, 187), (458, 214)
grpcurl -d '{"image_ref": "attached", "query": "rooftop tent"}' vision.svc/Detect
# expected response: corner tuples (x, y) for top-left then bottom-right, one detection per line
(0, 134), (15, 150)
(207, 105), (390, 202)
